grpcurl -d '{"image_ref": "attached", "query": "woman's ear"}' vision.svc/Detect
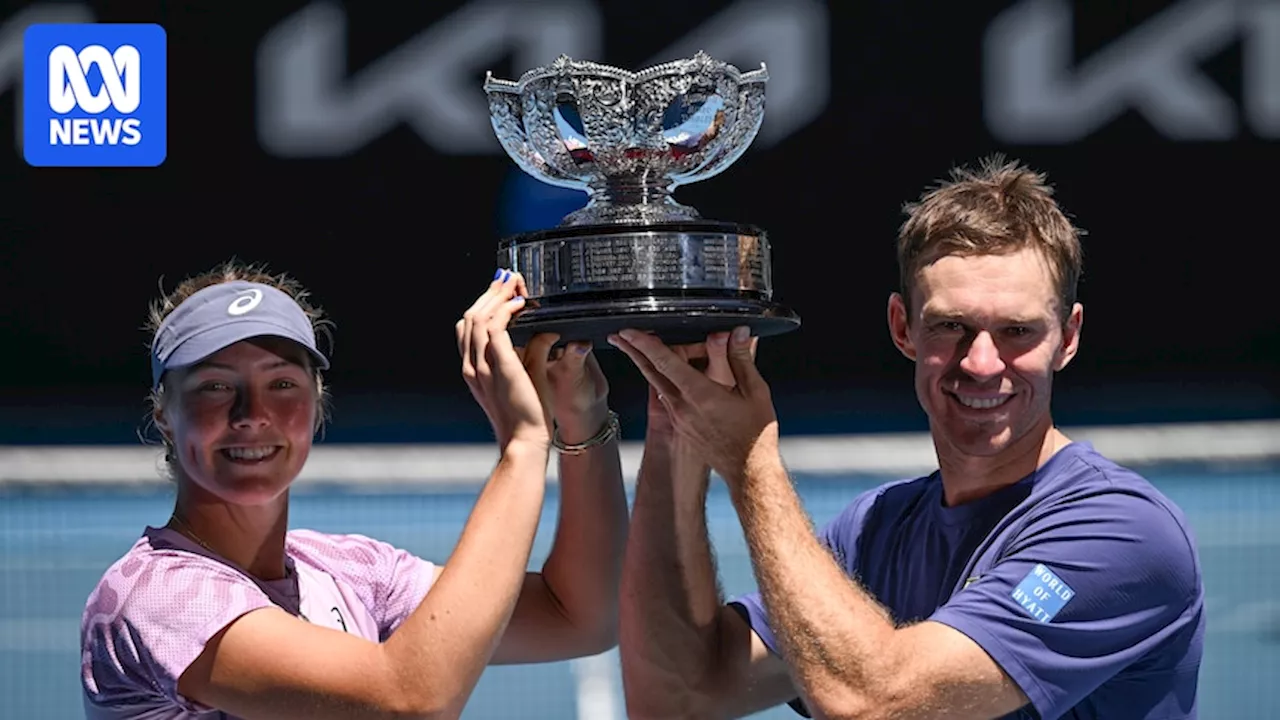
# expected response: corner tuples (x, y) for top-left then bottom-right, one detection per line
(151, 386), (174, 447)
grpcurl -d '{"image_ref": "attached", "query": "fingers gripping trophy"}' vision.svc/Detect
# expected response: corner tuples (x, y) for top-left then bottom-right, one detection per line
(484, 51), (800, 346)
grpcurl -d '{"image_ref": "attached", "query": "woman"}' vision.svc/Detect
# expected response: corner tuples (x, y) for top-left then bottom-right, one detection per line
(80, 261), (628, 719)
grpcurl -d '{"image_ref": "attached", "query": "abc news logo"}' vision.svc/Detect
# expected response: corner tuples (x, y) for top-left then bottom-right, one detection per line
(23, 23), (166, 167)
(48, 44), (143, 147)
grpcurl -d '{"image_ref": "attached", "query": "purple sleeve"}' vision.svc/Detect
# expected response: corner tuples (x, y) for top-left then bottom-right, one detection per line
(366, 536), (437, 638)
(730, 492), (872, 658)
(289, 531), (437, 640)
(929, 490), (1201, 719)
(80, 551), (274, 715)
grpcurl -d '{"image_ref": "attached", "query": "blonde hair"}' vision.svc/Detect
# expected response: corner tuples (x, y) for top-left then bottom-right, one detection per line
(143, 259), (333, 478)
(897, 155), (1084, 322)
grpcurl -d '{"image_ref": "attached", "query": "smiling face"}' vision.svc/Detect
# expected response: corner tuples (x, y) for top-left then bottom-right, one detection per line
(889, 247), (1083, 460)
(154, 337), (320, 505)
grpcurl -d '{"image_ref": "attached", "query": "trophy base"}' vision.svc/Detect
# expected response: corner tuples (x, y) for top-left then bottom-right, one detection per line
(499, 220), (800, 347)
(507, 291), (800, 347)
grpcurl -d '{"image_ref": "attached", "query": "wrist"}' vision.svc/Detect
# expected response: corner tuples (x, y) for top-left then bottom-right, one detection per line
(553, 409), (620, 456)
(501, 435), (552, 464)
(724, 434), (783, 492)
(737, 450), (783, 502)
(554, 402), (610, 445)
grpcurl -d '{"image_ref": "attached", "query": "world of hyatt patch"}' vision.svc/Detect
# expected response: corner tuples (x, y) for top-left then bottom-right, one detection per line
(1011, 563), (1075, 623)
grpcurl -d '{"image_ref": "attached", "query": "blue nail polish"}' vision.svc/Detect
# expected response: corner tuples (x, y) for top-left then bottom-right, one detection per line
(501, 270), (512, 282)
(493, 269), (503, 280)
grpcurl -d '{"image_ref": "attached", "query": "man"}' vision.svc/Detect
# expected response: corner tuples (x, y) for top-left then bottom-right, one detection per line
(610, 157), (1204, 720)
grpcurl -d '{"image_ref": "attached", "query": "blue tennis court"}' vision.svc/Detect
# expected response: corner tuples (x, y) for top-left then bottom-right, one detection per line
(3, 466), (1277, 718)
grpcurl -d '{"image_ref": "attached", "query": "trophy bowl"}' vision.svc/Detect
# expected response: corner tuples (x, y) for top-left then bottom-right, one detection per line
(484, 51), (800, 346)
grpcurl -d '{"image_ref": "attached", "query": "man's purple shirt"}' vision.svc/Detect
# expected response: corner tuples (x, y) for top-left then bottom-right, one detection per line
(733, 442), (1205, 720)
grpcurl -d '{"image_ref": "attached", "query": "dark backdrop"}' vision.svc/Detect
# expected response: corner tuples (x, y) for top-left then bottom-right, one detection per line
(1, 0), (1276, 444)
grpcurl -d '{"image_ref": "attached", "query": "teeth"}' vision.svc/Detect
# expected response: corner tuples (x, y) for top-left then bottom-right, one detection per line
(956, 395), (1009, 410)
(224, 447), (278, 460)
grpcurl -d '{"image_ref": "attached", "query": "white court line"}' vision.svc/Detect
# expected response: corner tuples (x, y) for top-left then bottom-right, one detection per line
(571, 649), (621, 720)
(2, 517), (1277, 551)
(1, 420), (1278, 485)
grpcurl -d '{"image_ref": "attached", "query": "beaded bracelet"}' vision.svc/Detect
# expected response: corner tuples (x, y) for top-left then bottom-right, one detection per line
(552, 410), (621, 455)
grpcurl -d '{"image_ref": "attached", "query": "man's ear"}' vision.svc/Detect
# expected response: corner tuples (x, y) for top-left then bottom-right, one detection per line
(888, 292), (917, 361)
(1054, 302), (1084, 372)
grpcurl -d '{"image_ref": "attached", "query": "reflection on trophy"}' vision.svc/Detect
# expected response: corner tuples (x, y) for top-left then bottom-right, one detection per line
(484, 51), (800, 346)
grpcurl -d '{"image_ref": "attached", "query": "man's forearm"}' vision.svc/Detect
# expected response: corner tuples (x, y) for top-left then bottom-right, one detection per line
(730, 450), (899, 718)
(620, 431), (726, 717)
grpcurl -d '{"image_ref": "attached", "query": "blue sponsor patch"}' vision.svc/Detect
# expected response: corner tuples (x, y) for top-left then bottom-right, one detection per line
(1011, 563), (1075, 623)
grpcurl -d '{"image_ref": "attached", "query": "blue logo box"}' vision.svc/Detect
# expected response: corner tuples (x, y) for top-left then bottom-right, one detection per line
(23, 23), (167, 167)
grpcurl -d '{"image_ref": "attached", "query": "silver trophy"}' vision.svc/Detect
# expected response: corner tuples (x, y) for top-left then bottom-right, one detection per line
(484, 51), (800, 345)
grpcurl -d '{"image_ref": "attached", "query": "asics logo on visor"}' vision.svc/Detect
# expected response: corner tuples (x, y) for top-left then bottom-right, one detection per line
(227, 289), (264, 316)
